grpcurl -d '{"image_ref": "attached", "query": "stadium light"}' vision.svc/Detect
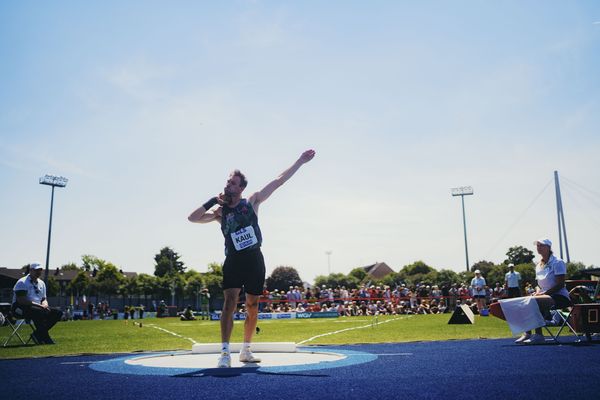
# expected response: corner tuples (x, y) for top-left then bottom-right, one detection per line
(39, 175), (68, 188)
(39, 174), (68, 284)
(451, 186), (474, 196)
(451, 186), (474, 272)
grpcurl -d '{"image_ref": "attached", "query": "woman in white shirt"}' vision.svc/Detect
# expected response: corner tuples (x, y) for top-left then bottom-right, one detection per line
(515, 238), (571, 344)
(470, 270), (487, 314)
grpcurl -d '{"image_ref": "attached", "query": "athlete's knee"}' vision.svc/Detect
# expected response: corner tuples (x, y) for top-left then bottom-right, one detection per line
(222, 300), (238, 314)
(245, 298), (259, 310)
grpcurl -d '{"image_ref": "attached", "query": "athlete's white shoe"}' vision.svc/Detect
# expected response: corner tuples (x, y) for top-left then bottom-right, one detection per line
(514, 333), (531, 343)
(239, 349), (261, 363)
(217, 352), (231, 368)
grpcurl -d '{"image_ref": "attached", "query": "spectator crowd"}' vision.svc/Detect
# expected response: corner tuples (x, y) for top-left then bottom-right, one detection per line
(250, 280), (527, 317)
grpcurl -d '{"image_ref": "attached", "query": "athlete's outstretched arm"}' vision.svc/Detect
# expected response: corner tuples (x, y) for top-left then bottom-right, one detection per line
(249, 149), (315, 207)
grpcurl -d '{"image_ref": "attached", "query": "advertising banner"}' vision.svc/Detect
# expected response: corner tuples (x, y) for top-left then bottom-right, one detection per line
(210, 312), (297, 320)
(295, 311), (339, 319)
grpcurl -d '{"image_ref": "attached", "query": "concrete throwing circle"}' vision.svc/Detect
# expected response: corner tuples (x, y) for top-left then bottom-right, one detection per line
(89, 348), (377, 376)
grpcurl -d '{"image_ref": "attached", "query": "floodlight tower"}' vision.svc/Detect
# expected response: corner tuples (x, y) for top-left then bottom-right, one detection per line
(39, 174), (68, 284)
(451, 186), (474, 272)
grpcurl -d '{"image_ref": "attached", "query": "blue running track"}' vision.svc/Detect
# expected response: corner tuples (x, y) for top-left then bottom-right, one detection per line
(2, 339), (600, 400)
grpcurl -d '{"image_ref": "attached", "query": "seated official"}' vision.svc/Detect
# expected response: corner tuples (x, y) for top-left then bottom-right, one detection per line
(180, 305), (196, 321)
(514, 238), (572, 344)
(12, 262), (63, 344)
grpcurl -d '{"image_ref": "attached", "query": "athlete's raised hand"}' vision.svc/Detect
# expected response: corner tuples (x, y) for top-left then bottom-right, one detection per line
(299, 149), (316, 164)
(250, 149), (316, 209)
(217, 192), (232, 206)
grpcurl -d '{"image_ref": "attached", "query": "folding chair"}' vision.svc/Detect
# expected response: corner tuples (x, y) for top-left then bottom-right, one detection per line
(542, 306), (581, 344)
(1, 311), (37, 347)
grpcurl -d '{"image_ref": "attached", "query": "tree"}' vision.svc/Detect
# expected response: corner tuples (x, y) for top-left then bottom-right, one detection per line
(203, 272), (223, 298)
(374, 272), (404, 289)
(457, 270), (473, 284)
(200, 262), (223, 298)
(119, 275), (139, 306)
(61, 262), (80, 271)
(437, 269), (460, 286)
(485, 264), (510, 287)
(348, 267), (367, 283)
(81, 254), (104, 271)
(266, 266), (303, 291)
(206, 262), (223, 275)
(154, 247), (186, 277)
(154, 272), (186, 306)
(67, 270), (91, 296)
(515, 263), (536, 288)
(46, 276), (59, 296)
(95, 262), (125, 300)
(505, 246), (535, 265)
(399, 261), (435, 276)
(313, 273), (360, 290)
(136, 273), (158, 302)
(470, 260), (495, 275)
(184, 270), (205, 298)
(567, 262), (588, 280)
(397, 261), (437, 286)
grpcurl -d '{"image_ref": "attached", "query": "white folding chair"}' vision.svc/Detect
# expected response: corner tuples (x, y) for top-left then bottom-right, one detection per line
(1, 312), (37, 347)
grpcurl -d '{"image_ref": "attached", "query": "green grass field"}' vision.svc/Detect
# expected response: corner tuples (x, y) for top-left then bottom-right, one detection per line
(1, 314), (518, 359)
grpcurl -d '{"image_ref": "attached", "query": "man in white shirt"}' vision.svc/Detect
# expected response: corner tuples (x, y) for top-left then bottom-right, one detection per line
(12, 262), (63, 344)
(504, 264), (522, 298)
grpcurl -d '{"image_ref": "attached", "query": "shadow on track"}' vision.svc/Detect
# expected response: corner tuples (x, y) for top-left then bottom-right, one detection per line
(173, 366), (329, 378)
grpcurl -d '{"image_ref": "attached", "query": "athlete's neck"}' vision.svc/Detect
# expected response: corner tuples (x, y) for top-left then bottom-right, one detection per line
(228, 196), (242, 208)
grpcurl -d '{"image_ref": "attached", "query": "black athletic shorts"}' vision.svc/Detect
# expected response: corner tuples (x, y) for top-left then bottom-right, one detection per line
(222, 248), (265, 295)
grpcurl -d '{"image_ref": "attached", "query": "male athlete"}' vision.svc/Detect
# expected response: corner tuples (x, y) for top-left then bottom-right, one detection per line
(188, 149), (315, 367)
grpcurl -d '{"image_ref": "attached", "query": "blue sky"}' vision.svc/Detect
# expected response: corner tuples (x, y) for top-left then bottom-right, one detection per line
(1, 1), (599, 281)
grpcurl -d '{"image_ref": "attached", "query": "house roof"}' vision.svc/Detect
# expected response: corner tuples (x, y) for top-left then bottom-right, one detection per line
(0, 267), (27, 280)
(362, 262), (394, 279)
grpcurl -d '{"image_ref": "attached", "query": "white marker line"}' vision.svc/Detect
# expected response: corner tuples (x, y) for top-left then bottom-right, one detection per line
(146, 324), (197, 344)
(297, 315), (413, 345)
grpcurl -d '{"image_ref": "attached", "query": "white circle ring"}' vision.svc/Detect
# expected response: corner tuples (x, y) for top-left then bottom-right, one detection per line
(89, 348), (377, 376)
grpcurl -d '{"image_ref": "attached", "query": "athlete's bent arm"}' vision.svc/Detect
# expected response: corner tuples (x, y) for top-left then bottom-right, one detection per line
(188, 203), (222, 224)
(249, 149), (315, 208)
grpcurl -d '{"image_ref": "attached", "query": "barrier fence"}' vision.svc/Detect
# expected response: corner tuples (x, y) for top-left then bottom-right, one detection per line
(208, 311), (340, 320)
(252, 294), (499, 305)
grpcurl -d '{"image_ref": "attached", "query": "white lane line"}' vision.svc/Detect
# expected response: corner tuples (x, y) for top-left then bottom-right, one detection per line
(146, 324), (197, 344)
(297, 315), (413, 345)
